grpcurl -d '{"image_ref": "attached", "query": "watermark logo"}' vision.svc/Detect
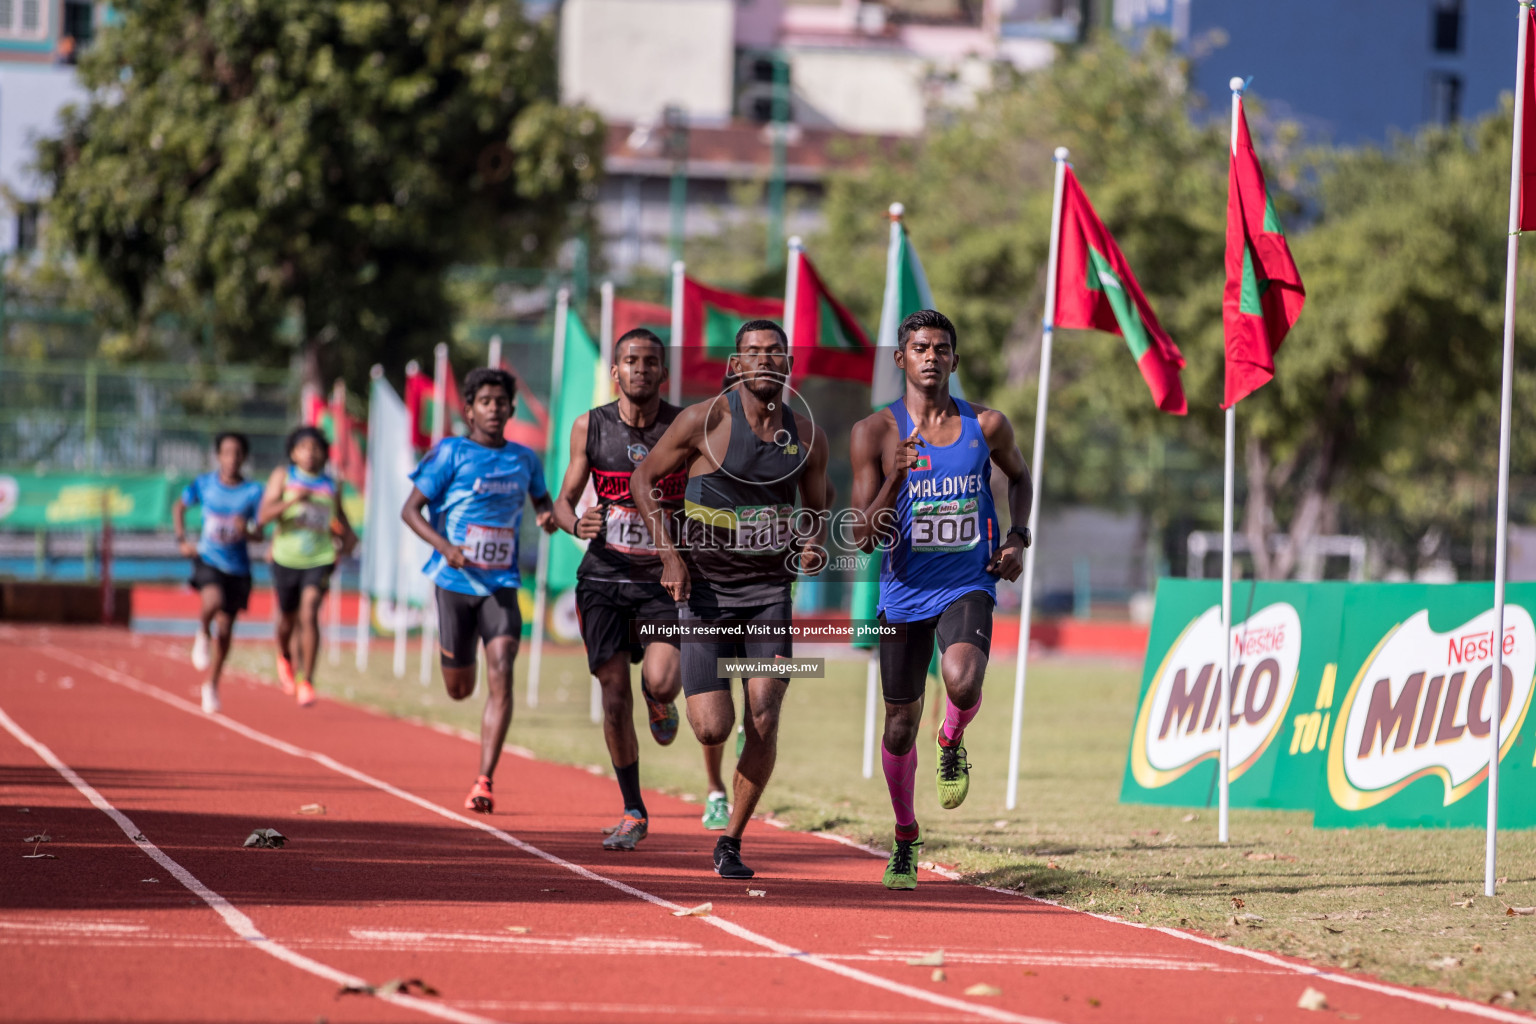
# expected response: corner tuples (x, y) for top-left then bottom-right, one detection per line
(1129, 602), (1303, 788)
(1327, 607), (1536, 810)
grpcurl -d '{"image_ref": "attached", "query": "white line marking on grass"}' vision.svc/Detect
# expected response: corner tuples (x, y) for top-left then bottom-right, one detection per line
(0, 703), (504, 1024)
(31, 641), (1063, 1024)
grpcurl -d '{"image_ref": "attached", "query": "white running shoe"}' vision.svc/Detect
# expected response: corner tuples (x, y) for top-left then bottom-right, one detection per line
(191, 631), (211, 671)
(200, 682), (221, 714)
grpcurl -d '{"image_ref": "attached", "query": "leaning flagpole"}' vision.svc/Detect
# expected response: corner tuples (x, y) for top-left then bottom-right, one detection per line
(528, 288), (571, 708)
(1487, 2), (1530, 897)
(784, 236), (802, 369)
(356, 366), (384, 672)
(1219, 78), (1247, 845)
(669, 262), (685, 406)
(1005, 147), (1068, 811)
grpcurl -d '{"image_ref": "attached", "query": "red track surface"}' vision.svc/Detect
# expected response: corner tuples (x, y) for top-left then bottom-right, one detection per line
(0, 626), (1527, 1024)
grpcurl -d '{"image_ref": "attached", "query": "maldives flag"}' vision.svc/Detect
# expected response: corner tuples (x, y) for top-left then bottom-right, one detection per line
(1521, 5), (1536, 231)
(1224, 98), (1305, 408)
(1055, 167), (1186, 414)
(496, 360), (551, 452)
(788, 250), (875, 384)
(404, 361), (467, 450)
(678, 277), (784, 394)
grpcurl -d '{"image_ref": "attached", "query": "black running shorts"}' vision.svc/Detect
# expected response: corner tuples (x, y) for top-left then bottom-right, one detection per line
(574, 580), (679, 673)
(436, 586), (522, 669)
(271, 562), (334, 615)
(878, 590), (994, 705)
(679, 598), (793, 698)
(188, 558), (253, 617)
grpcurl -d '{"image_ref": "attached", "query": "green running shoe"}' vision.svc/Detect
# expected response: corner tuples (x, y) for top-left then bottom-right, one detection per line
(936, 737), (971, 810)
(734, 722), (745, 758)
(602, 811), (648, 851)
(641, 682), (679, 746)
(883, 828), (923, 890)
(701, 792), (730, 830)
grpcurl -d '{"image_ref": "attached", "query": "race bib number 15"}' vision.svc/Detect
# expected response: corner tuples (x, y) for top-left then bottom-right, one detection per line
(603, 507), (657, 555)
(462, 524), (516, 570)
(911, 499), (981, 553)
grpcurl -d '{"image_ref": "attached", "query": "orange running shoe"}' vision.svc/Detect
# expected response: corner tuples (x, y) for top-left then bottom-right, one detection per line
(465, 775), (494, 813)
(295, 679), (317, 707)
(276, 654), (296, 695)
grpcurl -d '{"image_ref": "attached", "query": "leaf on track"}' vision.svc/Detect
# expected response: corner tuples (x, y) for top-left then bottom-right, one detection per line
(505, 926), (531, 934)
(243, 828), (287, 848)
(906, 950), (945, 966)
(672, 902), (712, 917)
(964, 983), (1002, 997)
(747, 889), (767, 897)
(931, 969), (947, 982)
(298, 804), (326, 815)
(338, 978), (439, 999)
(1504, 904), (1536, 917)
(1297, 987), (1328, 1011)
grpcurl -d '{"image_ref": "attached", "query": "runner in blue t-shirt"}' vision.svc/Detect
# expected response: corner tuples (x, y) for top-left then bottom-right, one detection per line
(403, 367), (555, 814)
(172, 432), (266, 714)
(849, 309), (1032, 891)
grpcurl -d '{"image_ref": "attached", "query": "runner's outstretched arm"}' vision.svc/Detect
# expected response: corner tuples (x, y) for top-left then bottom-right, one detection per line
(401, 488), (467, 570)
(172, 496), (196, 557)
(848, 416), (920, 553)
(552, 413), (603, 539)
(631, 403), (708, 602)
(979, 409), (1030, 582)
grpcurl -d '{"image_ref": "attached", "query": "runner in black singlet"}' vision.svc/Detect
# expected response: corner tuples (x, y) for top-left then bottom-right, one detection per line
(632, 320), (831, 879)
(552, 329), (730, 850)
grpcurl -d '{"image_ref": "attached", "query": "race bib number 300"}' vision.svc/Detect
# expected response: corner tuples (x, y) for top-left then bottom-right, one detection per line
(603, 507), (657, 555)
(734, 504), (793, 554)
(462, 524), (516, 570)
(911, 499), (981, 553)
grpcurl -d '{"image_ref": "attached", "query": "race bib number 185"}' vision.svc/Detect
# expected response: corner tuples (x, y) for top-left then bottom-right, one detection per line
(911, 499), (981, 553)
(462, 524), (516, 570)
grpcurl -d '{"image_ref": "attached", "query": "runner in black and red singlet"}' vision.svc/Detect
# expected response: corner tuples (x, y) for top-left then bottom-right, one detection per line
(552, 329), (730, 850)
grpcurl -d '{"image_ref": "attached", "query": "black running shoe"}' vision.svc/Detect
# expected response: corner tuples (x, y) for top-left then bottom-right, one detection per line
(713, 836), (755, 879)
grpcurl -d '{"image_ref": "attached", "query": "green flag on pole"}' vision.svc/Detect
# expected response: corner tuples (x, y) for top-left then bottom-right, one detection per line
(545, 309), (604, 592)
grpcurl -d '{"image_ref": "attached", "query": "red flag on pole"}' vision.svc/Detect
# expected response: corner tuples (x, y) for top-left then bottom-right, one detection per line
(787, 250), (876, 385)
(1054, 166), (1187, 414)
(1223, 98), (1306, 408)
(1520, 6), (1536, 231)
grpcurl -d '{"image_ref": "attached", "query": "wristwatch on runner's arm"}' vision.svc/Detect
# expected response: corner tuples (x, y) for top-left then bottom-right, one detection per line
(1006, 526), (1032, 549)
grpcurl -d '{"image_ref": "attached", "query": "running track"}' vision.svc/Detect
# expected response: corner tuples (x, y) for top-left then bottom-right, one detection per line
(1, 627), (1530, 1024)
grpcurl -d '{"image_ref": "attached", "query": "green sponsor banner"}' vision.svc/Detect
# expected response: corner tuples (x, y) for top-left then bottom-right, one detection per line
(1121, 579), (1345, 811)
(1317, 583), (1536, 828)
(1124, 579), (1536, 828)
(0, 470), (183, 530)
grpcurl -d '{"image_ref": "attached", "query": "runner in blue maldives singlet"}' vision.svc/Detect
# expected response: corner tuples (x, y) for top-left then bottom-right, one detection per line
(878, 396), (1000, 624)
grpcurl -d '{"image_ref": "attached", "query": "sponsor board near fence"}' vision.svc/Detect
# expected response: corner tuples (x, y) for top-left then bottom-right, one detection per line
(1122, 580), (1536, 828)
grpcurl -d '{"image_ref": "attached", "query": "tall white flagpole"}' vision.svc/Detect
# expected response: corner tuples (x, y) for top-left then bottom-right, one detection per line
(1487, 2), (1530, 898)
(356, 365), (384, 672)
(480, 337), (502, 694)
(784, 236), (803, 373)
(394, 360), (421, 679)
(862, 652), (879, 779)
(420, 343), (449, 685)
(1219, 77), (1248, 845)
(600, 281), (615, 400)
(488, 334), (502, 370)
(528, 288), (571, 708)
(669, 262), (685, 407)
(1005, 147), (1069, 811)
(328, 379), (346, 666)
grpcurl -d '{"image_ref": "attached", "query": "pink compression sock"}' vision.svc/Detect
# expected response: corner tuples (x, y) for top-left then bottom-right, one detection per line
(940, 694), (982, 746)
(881, 743), (918, 830)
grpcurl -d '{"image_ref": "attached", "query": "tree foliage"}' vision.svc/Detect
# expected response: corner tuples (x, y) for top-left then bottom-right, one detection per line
(812, 34), (1536, 578)
(38, 0), (602, 387)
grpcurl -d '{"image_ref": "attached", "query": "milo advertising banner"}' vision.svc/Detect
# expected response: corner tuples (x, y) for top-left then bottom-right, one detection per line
(1124, 580), (1536, 828)
(1122, 580), (1344, 810)
(1317, 583), (1536, 828)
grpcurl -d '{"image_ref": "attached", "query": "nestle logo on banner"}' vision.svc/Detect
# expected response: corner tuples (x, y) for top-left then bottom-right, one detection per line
(1328, 607), (1536, 811)
(1129, 603), (1303, 788)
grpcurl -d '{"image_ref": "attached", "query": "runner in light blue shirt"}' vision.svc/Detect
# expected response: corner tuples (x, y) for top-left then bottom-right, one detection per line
(172, 432), (265, 714)
(403, 367), (555, 815)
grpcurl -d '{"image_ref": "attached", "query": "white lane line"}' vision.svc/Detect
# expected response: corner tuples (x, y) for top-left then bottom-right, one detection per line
(0, 703), (504, 1024)
(30, 642), (1063, 1024)
(31, 634), (1531, 1021)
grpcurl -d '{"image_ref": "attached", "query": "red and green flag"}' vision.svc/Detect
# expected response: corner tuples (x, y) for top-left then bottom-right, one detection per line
(1055, 166), (1187, 415)
(1224, 99), (1305, 408)
(678, 277), (784, 395)
(788, 250), (875, 384)
(496, 360), (550, 453)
